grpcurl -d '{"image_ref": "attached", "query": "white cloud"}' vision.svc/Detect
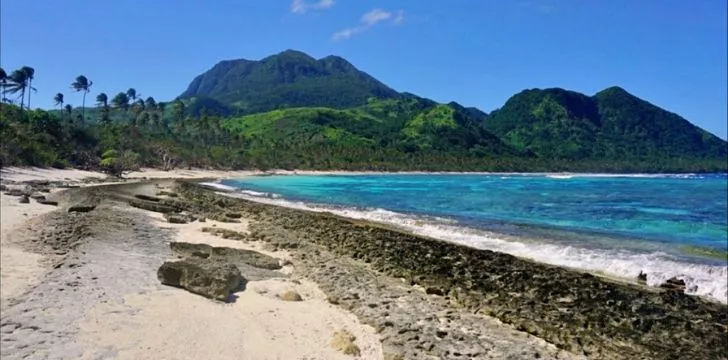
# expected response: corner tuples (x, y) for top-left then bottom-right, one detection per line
(361, 9), (392, 26)
(332, 27), (364, 41)
(291, 0), (335, 14)
(393, 10), (405, 25)
(332, 8), (405, 41)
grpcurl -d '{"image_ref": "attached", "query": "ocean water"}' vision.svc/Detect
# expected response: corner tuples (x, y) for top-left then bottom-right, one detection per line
(217, 173), (728, 303)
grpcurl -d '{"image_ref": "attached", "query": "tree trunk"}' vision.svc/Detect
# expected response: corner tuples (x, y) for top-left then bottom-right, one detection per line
(81, 91), (87, 122)
(26, 79), (32, 109)
(19, 87), (25, 111)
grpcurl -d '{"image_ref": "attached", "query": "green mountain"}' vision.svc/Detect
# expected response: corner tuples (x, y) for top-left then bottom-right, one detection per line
(3, 50), (726, 172)
(179, 49), (401, 114)
(485, 87), (727, 161)
(218, 97), (526, 170)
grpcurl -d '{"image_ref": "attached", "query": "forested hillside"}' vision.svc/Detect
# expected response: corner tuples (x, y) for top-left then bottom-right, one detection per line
(1, 51), (726, 174)
(179, 50), (401, 114)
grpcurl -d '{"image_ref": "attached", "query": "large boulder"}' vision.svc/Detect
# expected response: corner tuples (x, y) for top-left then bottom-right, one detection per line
(157, 258), (244, 302)
(169, 242), (282, 270)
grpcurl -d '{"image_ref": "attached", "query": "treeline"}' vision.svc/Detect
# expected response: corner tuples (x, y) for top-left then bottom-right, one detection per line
(1, 65), (726, 174)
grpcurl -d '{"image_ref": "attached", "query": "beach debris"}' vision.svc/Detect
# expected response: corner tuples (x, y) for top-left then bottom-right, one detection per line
(330, 329), (361, 356)
(279, 290), (303, 302)
(157, 258), (244, 302)
(637, 271), (647, 284)
(18, 195), (30, 204)
(68, 204), (96, 213)
(170, 242), (283, 270)
(659, 277), (686, 292)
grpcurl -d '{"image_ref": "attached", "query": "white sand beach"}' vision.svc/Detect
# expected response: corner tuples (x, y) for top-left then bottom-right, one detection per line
(0, 168), (383, 359)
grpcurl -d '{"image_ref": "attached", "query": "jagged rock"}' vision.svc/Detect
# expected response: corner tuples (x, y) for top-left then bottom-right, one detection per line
(157, 191), (179, 197)
(29, 192), (46, 201)
(68, 204), (96, 213)
(330, 329), (360, 356)
(18, 195), (30, 204)
(157, 258), (243, 302)
(164, 213), (189, 224)
(279, 290), (303, 302)
(134, 194), (162, 202)
(169, 182), (728, 359)
(637, 271), (647, 284)
(170, 242), (282, 270)
(4, 189), (27, 197)
(225, 212), (243, 219)
(170, 242), (213, 259)
(128, 198), (178, 213)
(660, 277), (686, 292)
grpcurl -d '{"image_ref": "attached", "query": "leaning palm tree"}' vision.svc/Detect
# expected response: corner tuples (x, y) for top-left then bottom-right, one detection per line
(4, 69), (29, 110)
(64, 104), (73, 121)
(0, 67), (8, 103)
(53, 93), (64, 110)
(112, 92), (130, 111)
(21, 67), (35, 109)
(96, 93), (110, 125)
(71, 75), (93, 121)
(96, 92), (108, 107)
(126, 88), (137, 102)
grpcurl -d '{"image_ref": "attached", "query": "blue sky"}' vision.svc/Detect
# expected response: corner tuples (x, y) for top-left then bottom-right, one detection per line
(1, 0), (726, 138)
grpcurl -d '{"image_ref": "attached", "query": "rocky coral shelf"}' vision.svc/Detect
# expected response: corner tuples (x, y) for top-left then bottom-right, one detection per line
(170, 181), (727, 360)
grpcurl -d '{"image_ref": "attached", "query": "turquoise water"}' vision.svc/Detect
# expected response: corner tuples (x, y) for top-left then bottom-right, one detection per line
(220, 173), (728, 302)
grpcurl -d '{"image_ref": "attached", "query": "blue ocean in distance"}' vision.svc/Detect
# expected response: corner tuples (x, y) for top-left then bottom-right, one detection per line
(220, 173), (728, 302)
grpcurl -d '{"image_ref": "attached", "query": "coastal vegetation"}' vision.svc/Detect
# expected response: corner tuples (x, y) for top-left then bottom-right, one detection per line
(1, 50), (726, 173)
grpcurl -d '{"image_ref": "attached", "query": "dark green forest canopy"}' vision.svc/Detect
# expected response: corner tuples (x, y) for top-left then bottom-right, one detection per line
(1, 50), (726, 173)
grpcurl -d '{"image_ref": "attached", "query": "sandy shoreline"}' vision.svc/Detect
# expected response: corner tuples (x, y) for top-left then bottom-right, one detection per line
(1, 167), (726, 359)
(0, 169), (384, 359)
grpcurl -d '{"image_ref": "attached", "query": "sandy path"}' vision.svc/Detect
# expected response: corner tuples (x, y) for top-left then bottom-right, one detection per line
(75, 213), (383, 359)
(0, 193), (59, 307)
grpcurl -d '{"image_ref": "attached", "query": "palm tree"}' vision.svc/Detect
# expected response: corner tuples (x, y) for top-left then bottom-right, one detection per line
(96, 93), (108, 107)
(96, 93), (110, 125)
(53, 93), (64, 110)
(21, 67), (35, 109)
(112, 92), (130, 111)
(64, 104), (73, 120)
(145, 96), (156, 109)
(71, 75), (93, 121)
(0, 67), (8, 103)
(4, 69), (30, 110)
(126, 88), (137, 102)
(131, 98), (145, 116)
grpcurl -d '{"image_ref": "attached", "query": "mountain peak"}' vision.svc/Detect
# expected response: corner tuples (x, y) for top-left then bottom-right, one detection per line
(594, 86), (633, 98)
(179, 51), (399, 113)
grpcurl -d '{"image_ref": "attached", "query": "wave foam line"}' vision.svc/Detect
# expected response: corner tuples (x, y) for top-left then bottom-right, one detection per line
(224, 189), (728, 304)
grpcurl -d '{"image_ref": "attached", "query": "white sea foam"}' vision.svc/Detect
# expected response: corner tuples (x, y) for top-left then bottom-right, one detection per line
(223, 188), (728, 304)
(199, 182), (237, 191)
